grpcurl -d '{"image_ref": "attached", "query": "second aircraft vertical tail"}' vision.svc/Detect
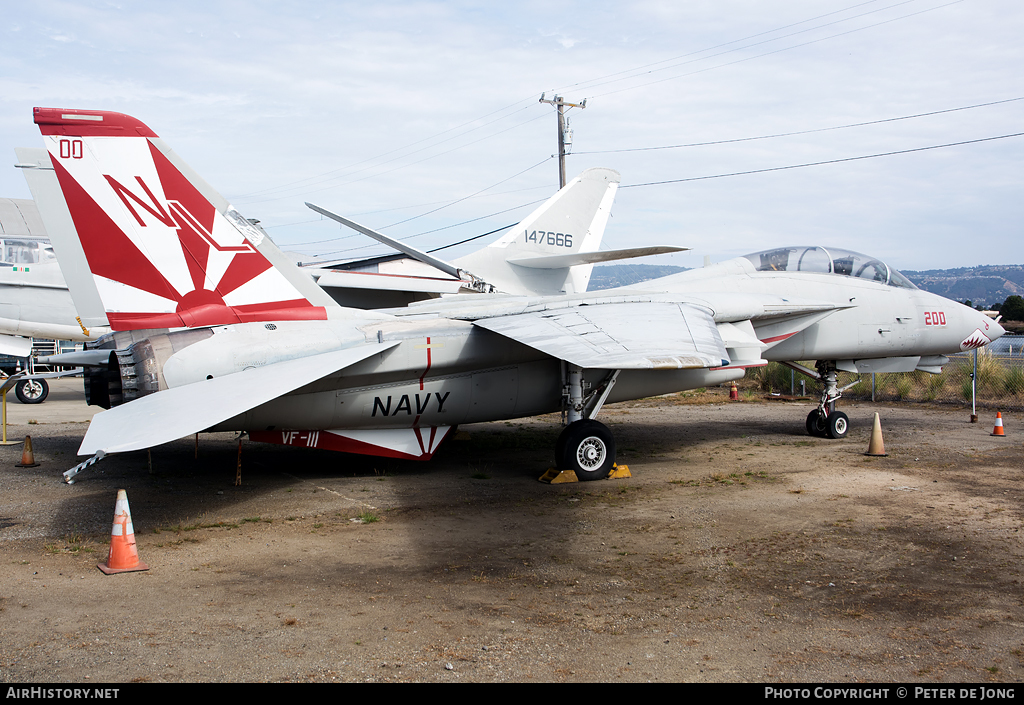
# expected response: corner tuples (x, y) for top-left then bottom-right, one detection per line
(453, 167), (620, 295)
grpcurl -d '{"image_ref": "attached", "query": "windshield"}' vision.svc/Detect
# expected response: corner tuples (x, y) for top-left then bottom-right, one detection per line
(742, 246), (917, 289)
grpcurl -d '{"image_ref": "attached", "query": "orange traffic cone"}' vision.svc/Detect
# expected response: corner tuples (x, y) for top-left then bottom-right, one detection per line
(16, 435), (39, 467)
(991, 412), (1006, 437)
(98, 490), (149, 575)
(865, 412), (887, 456)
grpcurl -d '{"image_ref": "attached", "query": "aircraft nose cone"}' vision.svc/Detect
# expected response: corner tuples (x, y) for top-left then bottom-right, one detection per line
(989, 316), (1006, 341)
(959, 312), (1004, 351)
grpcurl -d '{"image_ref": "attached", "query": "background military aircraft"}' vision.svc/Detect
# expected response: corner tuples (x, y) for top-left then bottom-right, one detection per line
(0, 197), (111, 402)
(32, 107), (1003, 484)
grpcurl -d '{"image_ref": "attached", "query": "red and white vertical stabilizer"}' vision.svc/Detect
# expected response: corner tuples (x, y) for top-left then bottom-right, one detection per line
(34, 107), (335, 331)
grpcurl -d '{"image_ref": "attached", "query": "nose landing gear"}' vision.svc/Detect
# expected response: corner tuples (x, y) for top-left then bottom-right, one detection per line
(788, 360), (857, 439)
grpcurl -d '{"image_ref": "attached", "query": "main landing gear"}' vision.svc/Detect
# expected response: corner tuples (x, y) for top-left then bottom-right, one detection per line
(554, 364), (620, 481)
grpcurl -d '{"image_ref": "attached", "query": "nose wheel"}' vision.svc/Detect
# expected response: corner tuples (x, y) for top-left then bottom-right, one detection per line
(796, 361), (855, 439)
(807, 408), (849, 439)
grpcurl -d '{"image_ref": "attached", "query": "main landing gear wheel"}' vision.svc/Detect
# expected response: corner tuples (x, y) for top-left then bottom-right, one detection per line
(15, 379), (48, 404)
(806, 409), (827, 437)
(826, 411), (849, 439)
(556, 419), (616, 481)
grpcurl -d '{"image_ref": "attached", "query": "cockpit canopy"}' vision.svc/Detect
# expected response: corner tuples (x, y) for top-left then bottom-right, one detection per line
(0, 238), (57, 267)
(742, 246), (916, 289)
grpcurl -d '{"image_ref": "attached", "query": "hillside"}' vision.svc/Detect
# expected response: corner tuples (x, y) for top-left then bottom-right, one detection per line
(901, 265), (1024, 308)
(588, 264), (688, 290)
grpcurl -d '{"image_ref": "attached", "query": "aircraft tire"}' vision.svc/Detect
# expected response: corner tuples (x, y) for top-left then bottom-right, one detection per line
(805, 409), (827, 437)
(556, 419), (616, 481)
(15, 379), (48, 405)
(826, 411), (849, 439)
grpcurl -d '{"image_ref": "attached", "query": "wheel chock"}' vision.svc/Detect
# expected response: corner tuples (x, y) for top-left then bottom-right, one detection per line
(539, 468), (579, 483)
(538, 463), (631, 483)
(608, 463), (631, 479)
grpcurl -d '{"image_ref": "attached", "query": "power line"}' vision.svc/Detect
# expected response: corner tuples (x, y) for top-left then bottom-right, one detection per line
(378, 157), (552, 230)
(427, 223), (519, 253)
(298, 196), (549, 257)
(574, 97), (1024, 155)
(236, 111), (550, 205)
(620, 132), (1024, 189)
(589, 0), (965, 100)
(560, 0), (917, 96)
(232, 103), (537, 201)
(233, 2), (953, 205)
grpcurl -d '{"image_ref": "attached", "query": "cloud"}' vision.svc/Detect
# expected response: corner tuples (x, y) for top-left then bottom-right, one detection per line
(3, 1), (1023, 270)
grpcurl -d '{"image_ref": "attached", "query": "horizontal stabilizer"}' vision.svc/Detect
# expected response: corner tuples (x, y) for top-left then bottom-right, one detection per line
(474, 301), (727, 369)
(78, 341), (398, 456)
(506, 246), (687, 270)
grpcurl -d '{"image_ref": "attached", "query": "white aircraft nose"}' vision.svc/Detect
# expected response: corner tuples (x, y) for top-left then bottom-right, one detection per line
(989, 316), (1006, 341)
(959, 312), (1005, 351)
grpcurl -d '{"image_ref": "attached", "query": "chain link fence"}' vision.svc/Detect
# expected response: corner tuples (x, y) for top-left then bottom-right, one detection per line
(748, 336), (1024, 411)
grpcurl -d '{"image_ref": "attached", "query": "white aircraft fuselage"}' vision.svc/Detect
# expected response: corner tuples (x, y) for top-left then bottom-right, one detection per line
(0, 260), (102, 342)
(630, 252), (999, 367)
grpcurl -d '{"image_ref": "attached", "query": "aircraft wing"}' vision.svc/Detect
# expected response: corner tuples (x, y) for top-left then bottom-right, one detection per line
(505, 246), (687, 269)
(306, 204), (493, 291)
(474, 301), (728, 369)
(77, 341), (398, 456)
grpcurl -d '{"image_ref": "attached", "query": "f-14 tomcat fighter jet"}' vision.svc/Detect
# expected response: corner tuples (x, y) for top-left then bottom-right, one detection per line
(34, 107), (1003, 484)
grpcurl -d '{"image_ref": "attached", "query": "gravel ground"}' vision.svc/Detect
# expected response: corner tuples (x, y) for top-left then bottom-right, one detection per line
(0, 383), (1021, 683)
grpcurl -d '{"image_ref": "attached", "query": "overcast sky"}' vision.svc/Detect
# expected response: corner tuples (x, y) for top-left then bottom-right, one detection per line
(2, 0), (1022, 272)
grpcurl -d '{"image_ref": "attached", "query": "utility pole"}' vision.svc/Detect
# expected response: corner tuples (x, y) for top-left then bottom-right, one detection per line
(539, 93), (586, 188)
